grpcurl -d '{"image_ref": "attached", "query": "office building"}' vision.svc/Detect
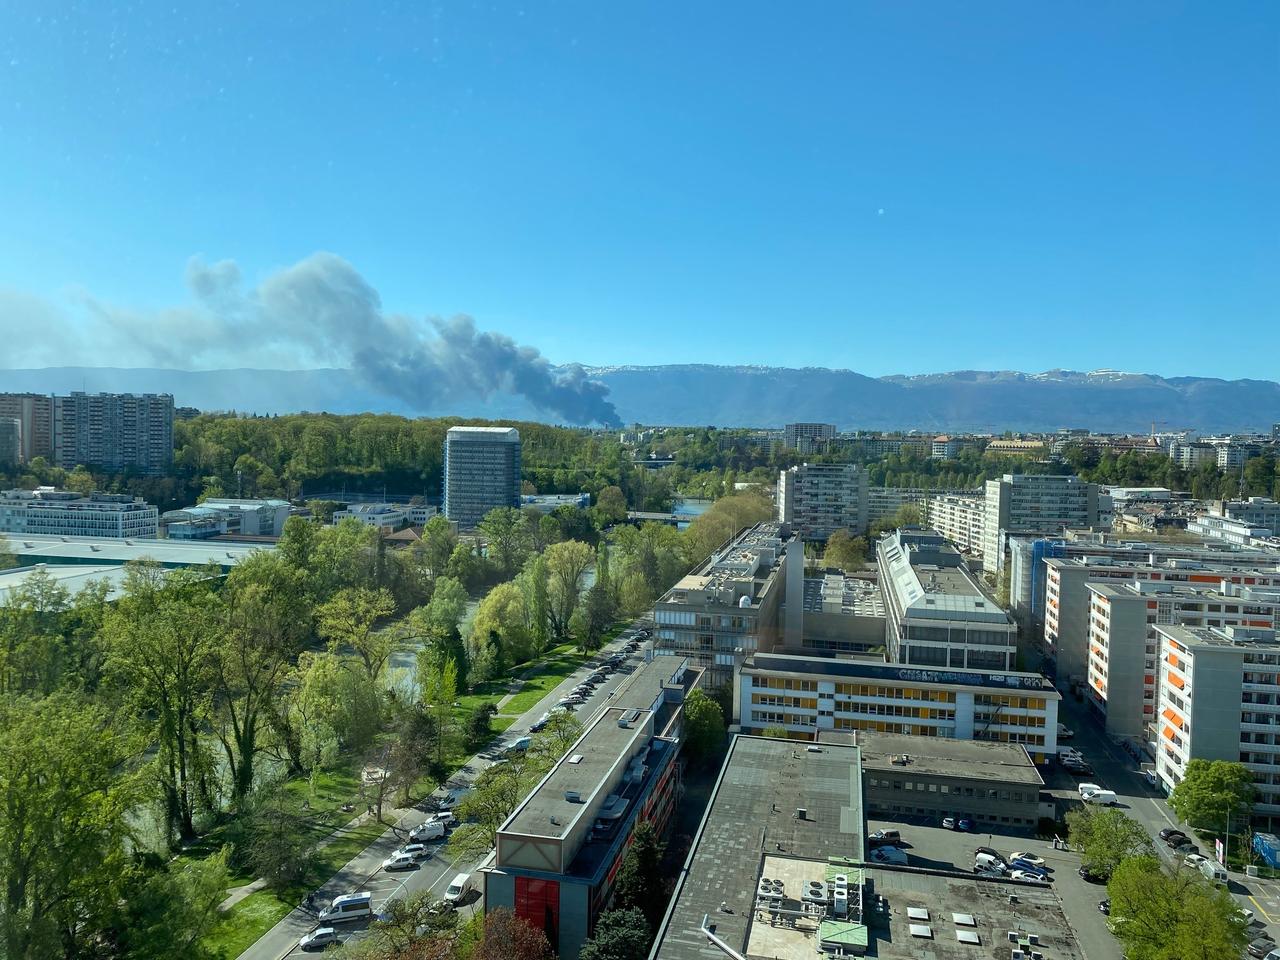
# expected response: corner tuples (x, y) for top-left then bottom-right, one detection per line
(0, 418), (19, 468)
(985, 438), (1047, 457)
(653, 522), (802, 688)
(1044, 554), (1280, 693)
(1210, 498), (1280, 538)
(777, 462), (869, 541)
(52, 392), (175, 475)
(782, 422), (835, 452)
(736, 652), (1059, 762)
(1156, 625), (1280, 822)
(0, 488), (158, 538)
(442, 426), (521, 528)
(3, 531), (261, 570)
(796, 571), (886, 654)
(878, 529), (1017, 671)
(981, 473), (1105, 572)
(162, 498), (291, 540)
(859, 732), (1045, 829)
(1086, 580), (1280, 744)
(926, 493), (985, 557)
(484, 656), (698, 959)
(1188, 514), (1280, 549)
(0, 393), (53, 462)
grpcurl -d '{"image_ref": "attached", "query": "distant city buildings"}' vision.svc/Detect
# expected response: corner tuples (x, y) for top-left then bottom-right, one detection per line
(0, 393), (53, 463)
(442, 425), (521, 528)
(926, 493), (985, 556)
(981, 473), (1106, 571)
(51, 392), (175, 475)
(777, 462), (869, 540)
(878, 528), (1017, 671)
(162, 498), (293, 540)
(0, 487), (158, 538)
(329, 501), (437, 532)
(782, 421), (835, 452)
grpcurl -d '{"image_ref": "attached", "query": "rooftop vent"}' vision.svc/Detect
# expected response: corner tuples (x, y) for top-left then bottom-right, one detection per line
(795, 807), (807, 820)
(564, 791), (582, 803)
(569, 754), (584, 764)
(618, 708), (641, 728)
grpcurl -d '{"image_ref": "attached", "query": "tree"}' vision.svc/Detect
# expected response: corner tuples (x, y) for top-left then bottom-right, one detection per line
(594, 485), (629, 526)
(360, 888), (459, 956)
(1169, 759), (1257, 833)
(760, 725), (790, 739)
(317, 587), (397, 681)
(579, 908), (651, 960)
(419, 654), (459, 767)
(612, 822), (666, 929)
(469, 582), (529, 681)
(1107, 855), (1248, 960)
(581, 579), (616, 653)
(1066, 806), (1154, 878)
(822, 529), (867, 571)
(0, 694), (138, 959)
(545, 539), (594, 642)
(110, 847), (232, 960)
(245, 785), (317, 889)
(517, 553), (551, 654)
(295, 650), (382, 752)
(473, 908), (554, 960)
(479, 506), (532, 580)
(683, 689), (726, 764)
(0, 533), (13, 571)
(450, 761), (532, 859)
(466, 702), (497, 748)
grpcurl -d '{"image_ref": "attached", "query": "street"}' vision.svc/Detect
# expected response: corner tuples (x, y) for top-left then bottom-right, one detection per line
(240, 623), (653, 960)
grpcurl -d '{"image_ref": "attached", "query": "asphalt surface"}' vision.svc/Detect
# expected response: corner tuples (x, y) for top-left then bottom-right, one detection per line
(240, 622), (654, 960)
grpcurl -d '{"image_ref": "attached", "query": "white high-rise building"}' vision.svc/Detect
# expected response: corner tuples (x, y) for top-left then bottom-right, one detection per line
(981, 473), (1105, 572)
(777, 462), (869, 541)
(443, 426), (521, 528)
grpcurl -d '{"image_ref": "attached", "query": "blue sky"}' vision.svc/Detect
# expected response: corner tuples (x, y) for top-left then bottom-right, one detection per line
(0, 1), (1276, 377)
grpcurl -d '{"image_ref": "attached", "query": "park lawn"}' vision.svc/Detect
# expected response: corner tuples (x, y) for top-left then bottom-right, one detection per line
(203, 890), (293, 959)
(500, 649), (593, 716)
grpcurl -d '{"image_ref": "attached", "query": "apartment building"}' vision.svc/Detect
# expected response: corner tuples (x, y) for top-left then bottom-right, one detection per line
(927, 493), (985, 557)
(1044, 555), (1280, 692)
(1210, 499), (1280, 538)
(736, 652), (1059, 763)
(653, 521), (802, 688)
(982, 473), (1106, 572)
(783, 422), (835, 452)
(1086, 580), (1280, 744)
(878, 528), (1017, 671)
(1170, 441), (1216, 469)
(1156, 625), (1280, 822)
(485, 656), (697, 959)
(51, 392), (175, 475)
(777, 462), (869, 540)
(867, 486), (973, 526)
(1217, 442), (1263, 470)
(0, 488), (159, 538)
(442, 425), (521, 528)
(0, 393), (53, 462)
(931, 435), (963, 459)
(0, 419), (19, 468)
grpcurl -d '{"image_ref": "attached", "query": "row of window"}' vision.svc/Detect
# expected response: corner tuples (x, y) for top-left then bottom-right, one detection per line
(865, 778), (1032, 803)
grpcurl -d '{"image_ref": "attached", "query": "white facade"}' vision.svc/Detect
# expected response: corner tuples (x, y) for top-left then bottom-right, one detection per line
(0, 488), (158, 538)
(982, 473), (1104, 572)
(927, 494), (985, 556)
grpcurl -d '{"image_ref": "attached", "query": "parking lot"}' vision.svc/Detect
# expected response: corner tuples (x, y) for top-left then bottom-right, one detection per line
(866, 817), (1124, 960)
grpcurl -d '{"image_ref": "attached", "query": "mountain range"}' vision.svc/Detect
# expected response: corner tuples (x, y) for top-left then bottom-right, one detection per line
(3, 365), (1279, 433)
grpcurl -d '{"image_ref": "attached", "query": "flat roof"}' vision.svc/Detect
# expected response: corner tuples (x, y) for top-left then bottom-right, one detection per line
(743, 652), (1058, 696)
(1, 533), (267, 569)
(857, 732), (1044, 786)
(610, 654), (691, 714)
(0, 563), (132, 602)
(503, 707), (651, 842)
(650, 736), (864, 960)
(446, 425), (519, 438)
(1158, 623), (1280, 652)
(803, 574), (885, 617)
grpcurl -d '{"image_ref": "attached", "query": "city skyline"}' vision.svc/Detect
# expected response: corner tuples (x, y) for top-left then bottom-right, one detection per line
(1, 2), (1276, 380)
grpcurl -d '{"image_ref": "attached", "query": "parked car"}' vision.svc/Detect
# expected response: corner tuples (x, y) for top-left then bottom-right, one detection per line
(1158, 827), (1186, 843)
(506, 736), (532, 754)
(426, 810), (457, 827)
(1248, 936), (1277, 958)
(957, 817), (973, 831)
(942, 816), (957, 829)
(1009, 870), (1043, 883)
(1009, 851), (1044, 867)
(1082, 789), (1118, 806)
(300, 928), (340, 951)
(869, 829), (902, 845)
(1010, 858), (1048, 877)
(1098, 899), (1111, 915)
(974, 846), (1004, 862)
(409, 821), (445, 842)
(1077, 782), (1103, 796)
(974, 853), (1006, 872)
(395, 843), (430, 861)
(381, 852), (417, 871)
(444, 873), (472, 904)
(1173, 840), (1201, 856)
(1184, 853), (1208, 869)
(530, 714), (550, 732)
(1057, 723), (1075, 740)
(1078, 865), (1109, 884)
(869, 846), (907, 865)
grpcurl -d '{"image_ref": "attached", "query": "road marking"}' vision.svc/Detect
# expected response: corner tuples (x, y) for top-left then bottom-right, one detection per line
(1250, 894), (1280, 925)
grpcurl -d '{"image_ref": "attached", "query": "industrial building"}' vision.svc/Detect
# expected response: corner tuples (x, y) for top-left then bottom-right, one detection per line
(484, 655), (698, 959)
(653, 521), (802, 689)
(0, 488), (158, 539)
(777, 462), (869, 540)
(443, 425), (522, 528)
(162, 498), (292, 540)
(878, 529), (1017, 671)
(736, 652), (1059, 763)
(858, 732), (1045, 829)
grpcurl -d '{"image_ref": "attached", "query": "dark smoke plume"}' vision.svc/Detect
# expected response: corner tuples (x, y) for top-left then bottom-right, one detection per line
(159, 252), (622, 427)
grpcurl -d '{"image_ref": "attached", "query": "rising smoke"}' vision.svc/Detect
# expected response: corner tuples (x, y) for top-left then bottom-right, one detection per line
(86, 253), (623, 427)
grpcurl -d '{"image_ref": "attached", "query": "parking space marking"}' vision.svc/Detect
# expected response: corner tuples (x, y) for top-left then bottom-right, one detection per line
(1249, 894), (1280, 925)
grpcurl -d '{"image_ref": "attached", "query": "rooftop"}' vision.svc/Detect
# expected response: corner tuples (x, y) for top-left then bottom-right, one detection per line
(0, 563), (133, 602)
(651, 736), (864, 960)
(742, 652), (1058, 696)
(611, 654), (697, 718)
(803, 573), (885, 618)
(856, 732), (1044, 786)
(880, 530), (1012, 624)
(503, 706), (653, 843)
(1158, 623), (1280, 652)
(1, 532), (266, 570)
(446, 425), (520, 439)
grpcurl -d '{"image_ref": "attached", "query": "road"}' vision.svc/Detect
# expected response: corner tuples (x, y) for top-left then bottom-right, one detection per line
(240, 622), (653, 960)
(1051, 693), (1280, 953)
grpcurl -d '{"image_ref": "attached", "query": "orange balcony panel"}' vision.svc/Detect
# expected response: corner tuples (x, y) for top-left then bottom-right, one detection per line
(1167, 672), (1185, 690)
(1162, 725), (1176, 741)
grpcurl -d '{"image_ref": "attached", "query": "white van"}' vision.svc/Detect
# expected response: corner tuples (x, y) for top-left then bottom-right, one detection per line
(974, 852), (1006, 872)
(319, 891), (372, 923)
(1082, 789), (1118, 806)
(445, 873), (471, 903)
(410, 820), (446, 842)
(1199, 859), (1228, 885)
